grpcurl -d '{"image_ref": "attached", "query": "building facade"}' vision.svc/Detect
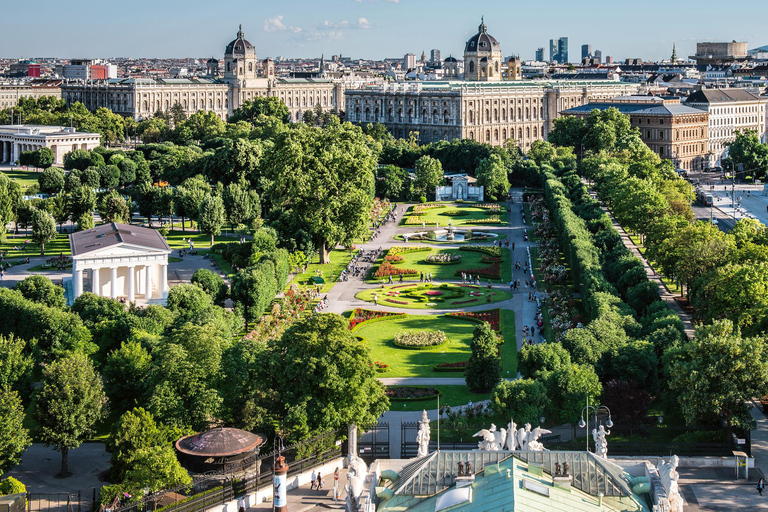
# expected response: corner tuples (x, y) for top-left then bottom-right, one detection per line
(346, 22), (641, 148)
(0, 82), (62, 110)
(684, 88), (767, 166)
(60, 27), (343, 122)
(562, 96), (710, 171)
(0, 125), (101, 165)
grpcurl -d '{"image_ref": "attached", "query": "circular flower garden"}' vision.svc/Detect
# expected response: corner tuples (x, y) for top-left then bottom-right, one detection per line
(355, 283), (511, 309)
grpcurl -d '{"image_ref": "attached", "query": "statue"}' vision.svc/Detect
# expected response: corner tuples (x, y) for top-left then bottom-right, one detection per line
(657, 455), (683, 512)
(345, 454), (369, 510)
(554, 462), (562, 476)
(506, 420), (517, 451)
(526, 426), (552, 452)
(473, 423), (505, 451)
(592, 424), (610, 459)
(517, 424), (532, 451)
(416, 410), (431, 458)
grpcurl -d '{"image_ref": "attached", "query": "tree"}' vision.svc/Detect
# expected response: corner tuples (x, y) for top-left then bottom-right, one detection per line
(0, 387), (31, 474)
(70, 186), (96, 220)
(13, 275), (65, 309)
(230, 263), (277, 325)
(376, 164), (409, 201)
(38, 167), (65, 195)
(267, 314), (388, 439)
(34, 352), (108, 477)
(33, 147), (55, 169)
(98, 191), (131, 224)
(0, 173), (23, 242)
(667, 320), (768, 429)
(198, 194), (225, 246)
(464, 322), (501, 392)
(726, 130), (768, 180)
(31, 208), (57, 256)
(125, 446), (191, 494)
(544, 363), (602, 425)
(491, 379), (548, 426)
(191, 268), (228, 306)
(165, 284), (214, 321)
(475, 154), (510, 199)
(174, 111), (225, 144)
(103, 341), (153, 412)
(518, 342), (572, 380)
(548, 116), (586, 149)
(414, 155), (443, 197)
(63, 149), (104, 171)
(47, 193), (70, 232)
(229, 97), (290, 125)
(223, 182), (255, 227)
(0, 335), (32, 391)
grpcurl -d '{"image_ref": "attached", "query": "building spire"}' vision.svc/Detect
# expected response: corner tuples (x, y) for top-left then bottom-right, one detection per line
(479, 16), (486, 33)
(237, 24), (244, 39)
(671, 41), (677, 63)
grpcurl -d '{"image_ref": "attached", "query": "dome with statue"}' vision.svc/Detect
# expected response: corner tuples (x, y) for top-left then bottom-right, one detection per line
(463, 18), (503, 82)
(225, 25), (256, 57)
(464, 18), (500, 54)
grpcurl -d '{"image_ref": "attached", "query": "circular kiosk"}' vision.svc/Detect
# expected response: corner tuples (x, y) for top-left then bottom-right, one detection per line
(175, 427), (265, 473)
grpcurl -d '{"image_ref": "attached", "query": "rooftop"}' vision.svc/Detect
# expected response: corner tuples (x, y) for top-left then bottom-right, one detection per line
(69, 222), (170, 256)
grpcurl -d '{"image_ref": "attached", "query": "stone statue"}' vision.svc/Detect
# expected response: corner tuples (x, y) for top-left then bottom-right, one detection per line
(526, 426), (551, 452)
(592, 424), (610, 459)
(506, 420), (517, 451)
(473, 423), (503, 451)
(657, 455), (683, 512)
(416, 410), (431, 458)
(517, 424), (532, 451)
(345, 454), (369, 511)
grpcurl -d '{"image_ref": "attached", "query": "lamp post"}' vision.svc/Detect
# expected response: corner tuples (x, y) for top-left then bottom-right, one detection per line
(577, 395), (613, 453)
(272, 434), (285, 512)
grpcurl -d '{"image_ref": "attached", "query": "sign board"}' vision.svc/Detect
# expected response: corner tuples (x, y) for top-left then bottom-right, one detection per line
(737, 438), (746, 445)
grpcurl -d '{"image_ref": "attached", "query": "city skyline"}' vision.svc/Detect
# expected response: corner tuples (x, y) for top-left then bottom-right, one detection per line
(2, 0), (767, 62)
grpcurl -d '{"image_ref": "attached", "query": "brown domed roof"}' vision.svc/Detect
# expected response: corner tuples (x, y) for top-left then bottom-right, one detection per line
(176, 428), (265, 457)
(465, 18), (500, 53)
(225, 25), (255, 56)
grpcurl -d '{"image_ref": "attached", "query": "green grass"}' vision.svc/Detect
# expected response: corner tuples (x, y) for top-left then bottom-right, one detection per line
(164, 230), (236, 249)
(626, 233), (682, 295)
(529, 247), (554, 342)
(401, 204), (508, 227)
(27, 263), (71, 272)
(289, 249), (356, 293)
(0, 232), (73, 258)
(356, 283), (512, 310)
(354, 314), (478, 377)
(2, 169), (41, 190)
(499, 309), (517, 377)
(387, 385), (490, 412)
(368, 247), (511, 284)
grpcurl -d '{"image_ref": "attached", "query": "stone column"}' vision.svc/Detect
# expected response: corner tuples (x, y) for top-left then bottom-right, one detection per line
(92, 268), (100, 295)
(127, 266), (135, 302)
(110, 267), (117, 299)
(1, 141), (5, 163)
(145, 264), (153, 299)
(161, 263), (168, 299)
(74, 269), (83, 298)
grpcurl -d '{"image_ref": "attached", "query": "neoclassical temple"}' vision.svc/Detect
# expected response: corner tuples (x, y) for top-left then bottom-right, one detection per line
(0, 125), (101, 165)
(69, 223), (171, 304)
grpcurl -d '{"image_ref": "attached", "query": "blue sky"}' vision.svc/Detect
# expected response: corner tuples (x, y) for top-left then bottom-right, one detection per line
(3, 0), (767, 62)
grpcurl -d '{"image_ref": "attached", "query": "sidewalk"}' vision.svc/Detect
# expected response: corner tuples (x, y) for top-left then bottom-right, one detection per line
(248, 469), (348, 511)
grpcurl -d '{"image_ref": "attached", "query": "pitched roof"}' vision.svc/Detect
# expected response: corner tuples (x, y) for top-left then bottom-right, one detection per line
(685, 88), (761, 104)
(562, 101), (705, 116)
(69, 223), (171, 256)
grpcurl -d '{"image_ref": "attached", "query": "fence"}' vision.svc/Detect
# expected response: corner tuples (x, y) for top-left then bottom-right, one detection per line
(357, 422), (389, 462)
(27, 490), (99, 512)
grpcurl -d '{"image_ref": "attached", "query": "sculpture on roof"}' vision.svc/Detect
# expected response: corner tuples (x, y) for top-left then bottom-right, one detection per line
(592, 424), (610, 459)
(473, 423), (505, 451)
(416, 410), (431, 458)
(526, 426), (552, 452)
(506, 419), (517, 451)
(473, 421), (550, 451)
(657, 455), (683, 512)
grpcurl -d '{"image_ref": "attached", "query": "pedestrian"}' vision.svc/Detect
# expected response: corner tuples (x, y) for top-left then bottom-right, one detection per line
(311, 470), (317, 490)
(0, 269), (4, 281)
(399, 274), (403, 283)
(388, 274), (393, 284)
(317, 472), (323, 490)
(238, 497), (246, 512)
(373, 292), (378, 306)
(512, 242), (515, 250)
(758, 477), (765, 496)
(429, 272), (432, 282)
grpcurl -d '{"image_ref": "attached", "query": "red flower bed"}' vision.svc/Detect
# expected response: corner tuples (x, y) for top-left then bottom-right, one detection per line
(385, 387), (438, 399)
(447, 309), (501, 331)
(455, 261), (501, 279)
(374, 261), (418, 278)
(384, 254), (405, 263)
(425, 290), (444, 296)
(371, 361), (389, 372)
(348, 308), (404, 329)
(435, 361), (467, 369)
(385, 298), (408, 304)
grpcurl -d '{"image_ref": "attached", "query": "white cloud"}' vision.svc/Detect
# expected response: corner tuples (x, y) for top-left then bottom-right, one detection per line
(383, 0), (400, 3)
(264, 15), (302, 33)
(357, 17), (371, 29)
(318, 17), (371, 29)
(303, 30), (345, 42)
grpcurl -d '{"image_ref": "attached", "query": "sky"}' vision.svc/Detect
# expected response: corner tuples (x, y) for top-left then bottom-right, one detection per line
(2, 0), (767, 62)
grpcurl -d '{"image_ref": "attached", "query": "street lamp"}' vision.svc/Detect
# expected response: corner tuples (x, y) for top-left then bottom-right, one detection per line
(577, 395), (613, 453)
(272, 434), (285, 512)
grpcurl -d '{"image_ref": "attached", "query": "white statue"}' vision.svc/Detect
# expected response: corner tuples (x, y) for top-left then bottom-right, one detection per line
(346, 454), (369, 508)
(473, 424), (500, 451)
(592, 424), (610, 459)
(657, 455), (684, 512)
(506, 420), (517, 451)
(517, 424), (532, 451)
(416, 410), (431, 458)
(526, 426), (552, 452)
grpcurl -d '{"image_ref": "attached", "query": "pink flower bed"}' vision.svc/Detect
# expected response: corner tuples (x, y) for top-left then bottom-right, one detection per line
(425, 290), (444, 296)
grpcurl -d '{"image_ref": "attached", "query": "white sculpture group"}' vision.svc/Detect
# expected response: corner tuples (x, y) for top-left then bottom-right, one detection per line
(472, 420), (551, 452)
(416, 410), (431, 458)
(592, 424), (610, 459)
(657, 455), (683, 512)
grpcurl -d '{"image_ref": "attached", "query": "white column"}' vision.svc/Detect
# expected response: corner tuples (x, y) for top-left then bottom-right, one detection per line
(110, 267), (117, 299)
(145, 264), (153, 299)
(74, 269), (83, 298)
(1, 142), (5, 163)
(161, 263), (168, 299)
(92, 268), (100, 295)
(127, 266), (135, 302)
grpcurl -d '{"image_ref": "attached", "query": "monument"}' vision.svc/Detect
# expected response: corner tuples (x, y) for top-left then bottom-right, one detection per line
(416, 410), (431, 458)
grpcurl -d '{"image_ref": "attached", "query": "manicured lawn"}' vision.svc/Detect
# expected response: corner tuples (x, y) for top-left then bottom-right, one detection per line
(354, 314), (478, 377)
(289, 249), (357, 293)
(387, 385), (490, 412)
(530, 247), (554, 342)
(368, 247), (512, 284)
(0, 233), (73, 258)
(401, 203), (508, 227)
(2, 169), (41, 190)
(165, 230), (236, 249)
(355, 283), (512, 310)
(499, 309), (517, 377)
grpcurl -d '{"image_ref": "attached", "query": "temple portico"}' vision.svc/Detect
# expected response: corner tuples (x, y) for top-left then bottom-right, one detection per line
(69, 223), (171, 305)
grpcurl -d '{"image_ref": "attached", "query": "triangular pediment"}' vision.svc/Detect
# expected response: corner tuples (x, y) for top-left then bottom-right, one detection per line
(73, 242), (170, 259)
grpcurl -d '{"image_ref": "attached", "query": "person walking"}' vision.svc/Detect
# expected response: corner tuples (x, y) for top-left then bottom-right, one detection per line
(311, 470), (317, 490)
(758, 477), (765, 496)
(317, 472), (324, 490)
(373, 292), (378, 306)
(238, 497), (246, 512)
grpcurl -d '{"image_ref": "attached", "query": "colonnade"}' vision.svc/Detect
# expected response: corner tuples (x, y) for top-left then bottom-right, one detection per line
(0, 140), (45, 164)
(73, 263), (168, 302)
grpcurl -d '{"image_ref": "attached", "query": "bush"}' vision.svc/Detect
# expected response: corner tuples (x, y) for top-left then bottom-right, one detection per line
(385, 386), (440, 400)
(0, 476), (26, 496)
(393, 330), (447, 349)
(191, 268), (228, 305)
(419, 196), (427, 203)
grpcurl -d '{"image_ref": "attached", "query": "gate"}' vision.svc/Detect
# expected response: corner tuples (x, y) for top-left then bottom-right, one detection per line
(27, 489), (98, 512)
(401, 421), (419, 459)
(358, 422), (389, 461)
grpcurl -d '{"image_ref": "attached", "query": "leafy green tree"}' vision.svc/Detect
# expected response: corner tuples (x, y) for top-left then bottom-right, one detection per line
(528, 140), (557, 165)
(174, 175), (208, 230)
(0, 335), (32, 391)
(98, 191), (131, 224)
(0, 476), (26, 496)
(667, 320), (768, 428)
(0, 173), (22, 242)
(0, 387), (31, 474)
(174, 111), (225, 144)
(81, 168), (101, 188)
(518, 342), (572, 380)
(548, 116), (587, 149)
(34, 352), (108, 477)
(191, 268), (228, 306)
(33, 148), (54, 169)
(376, 164), (409, 201)
(125, 446), (191, 494)
(70, 186), (96, 220)
(99, 165), (121, 189)
(117, 158), (137, 186)
(165, 284), (214, 321)
(104, 341), (153, 412)
(414, 155), (443, 196)
(63, 150), (104, 171)
(47, 193), (70, 232)
(223, 182), (255, 227)
(229, 97), (290, 125)
(31, 208), (57, 256)
(13, 275), (65, 308)
(726, 130), (768, 180)
(38, 168), (65, 195)
(464, 322), (501, 392)
(198, 194), (225, 246)
(475, 154), (510, 199)
(491, 379), (548, 426)
(267, 314), (388, 439)
(230, 262), (277, 325)
(544, 363), (601, 425)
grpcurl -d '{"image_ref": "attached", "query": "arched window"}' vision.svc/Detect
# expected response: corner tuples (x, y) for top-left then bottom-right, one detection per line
(533, 126), (538, 138)
(365, 108), (371, 122)
(493, 108), (499, 122)
(485, 109), (490, 122)
(469, 110), (474, 123)
(502, 129), (507, 140)
(494, 129), (499, 142)
(469, 61), (475, 73)
(355, 107), (361, 120)
(248, 62), (253, 71)
(422, 109), (428, 123)
(432, 109), (438, 123)
(486, 130), (490, 142)
(526, 127), (530, 138)
(518, 128), (522, 139)
(517, 107), (522, 119)
(525, 107), (530, 119)
(227, 62), (231, 72)
(444, 110), (450, 124)
(469, 131), (474, 139)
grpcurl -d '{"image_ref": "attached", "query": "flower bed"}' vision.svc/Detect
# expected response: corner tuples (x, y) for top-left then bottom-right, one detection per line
(467, 215), (502, 224)
(450, 298), (479, 305)
(455, 261), (501, 280)
(405, 216), (427, 225)
(433, 361), (467, 372)
(385, 298), (408, 305)
(481, 255), (501, 263)
(372, 361), (389, 373)
(413, 204), (446, 212)
(384, 254), (405, 263)
(447, 310), (501, 331)
(425, 290), (444, 296)
(460, 245), (501, 257)
(442, 210), (468, 217)
(348, 308), (405, 330)
(387, 246), (432, 256)
(393, 330), (448, 349)
(426, 253), (461, 264)
(478, 203), (502, 212)
(374, 261), (419, 278)
(385, 386), (441, 400)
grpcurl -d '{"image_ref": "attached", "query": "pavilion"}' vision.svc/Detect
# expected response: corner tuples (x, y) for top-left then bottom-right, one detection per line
(68, 223), (171, 304)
